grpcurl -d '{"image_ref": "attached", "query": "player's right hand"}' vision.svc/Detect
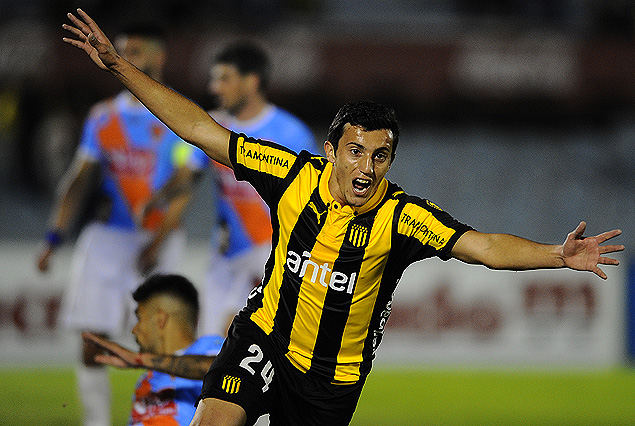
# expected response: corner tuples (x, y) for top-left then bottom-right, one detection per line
(62, 9), (119, 71)
(82, 331), (143, 369)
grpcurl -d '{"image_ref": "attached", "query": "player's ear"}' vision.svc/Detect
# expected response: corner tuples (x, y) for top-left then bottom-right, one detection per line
(245, 73), (260, 94)
(324, 140), (336, 164)
(156, 308), (169, 329)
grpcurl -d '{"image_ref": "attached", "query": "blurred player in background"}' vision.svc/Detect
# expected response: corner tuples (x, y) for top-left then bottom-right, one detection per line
(37, 22), (200, 426)
(85, 273), (223, 426)
(187, 41), (317, 336)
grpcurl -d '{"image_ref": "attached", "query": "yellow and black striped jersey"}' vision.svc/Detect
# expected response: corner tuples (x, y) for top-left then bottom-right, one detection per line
(229, 132), (472, 383)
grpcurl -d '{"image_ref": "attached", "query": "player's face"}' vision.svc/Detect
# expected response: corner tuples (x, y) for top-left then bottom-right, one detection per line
(209, 63), (250, 115)
(132, 302), (161, 353)
(324, 124), (393, 208)
(116, 35), (165, 78)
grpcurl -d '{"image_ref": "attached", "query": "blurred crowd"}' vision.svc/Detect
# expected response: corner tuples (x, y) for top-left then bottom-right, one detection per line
(1, 1), (631, 35)
(1, 0), (634, 239)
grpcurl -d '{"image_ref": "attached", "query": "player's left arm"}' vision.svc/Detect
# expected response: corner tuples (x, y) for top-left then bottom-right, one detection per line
(451, 221), (623, 280)
(83, 332), (214, 379)
(138, 166), (199, 275)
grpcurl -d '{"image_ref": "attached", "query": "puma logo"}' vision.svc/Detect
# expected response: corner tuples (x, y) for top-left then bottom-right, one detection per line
(308, 201), (327, 225)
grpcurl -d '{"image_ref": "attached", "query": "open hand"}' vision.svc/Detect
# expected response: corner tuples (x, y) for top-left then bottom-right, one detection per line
(62, 9), (118, 71)
(82, 331), (142, 369)
(562, 221), (624, 280)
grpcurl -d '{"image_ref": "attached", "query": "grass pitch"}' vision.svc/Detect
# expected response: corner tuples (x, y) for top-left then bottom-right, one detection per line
(1, 366), (634, 425)
(354, 367), (635, 426)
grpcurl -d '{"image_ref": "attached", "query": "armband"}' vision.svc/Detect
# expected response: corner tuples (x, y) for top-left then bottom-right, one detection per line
(45, 230), (64, 248)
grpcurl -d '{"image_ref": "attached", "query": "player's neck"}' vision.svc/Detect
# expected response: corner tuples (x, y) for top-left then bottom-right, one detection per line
(162, 327), (195, 354)
(233, 95), (268, 122)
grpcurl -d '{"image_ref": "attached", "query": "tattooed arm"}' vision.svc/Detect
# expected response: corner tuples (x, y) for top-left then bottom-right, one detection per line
(82, 332), (214, 380)
(141, 353), (215, 380)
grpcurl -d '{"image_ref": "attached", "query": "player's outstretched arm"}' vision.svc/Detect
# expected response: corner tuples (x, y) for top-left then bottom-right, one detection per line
(62, 9), (232, 167)
(451, 221), (623, 280)
(82, 332), (215, 380)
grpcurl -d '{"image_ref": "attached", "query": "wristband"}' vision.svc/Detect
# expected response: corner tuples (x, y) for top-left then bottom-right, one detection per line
(45, 230), (64, 248)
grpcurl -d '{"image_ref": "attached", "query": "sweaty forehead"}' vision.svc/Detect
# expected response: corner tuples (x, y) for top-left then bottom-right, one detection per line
(341, 124), (393, 150)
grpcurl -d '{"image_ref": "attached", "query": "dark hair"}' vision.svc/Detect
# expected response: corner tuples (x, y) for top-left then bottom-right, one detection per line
(215, 41), (271, 91)
(133, 274), (199, 322)
(118, 21), (167, 44)
(326, 100), (400, 161)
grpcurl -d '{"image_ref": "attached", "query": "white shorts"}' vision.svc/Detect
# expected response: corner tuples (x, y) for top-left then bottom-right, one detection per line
(199, 243), (271, 336)
(60, 222), (186, 336)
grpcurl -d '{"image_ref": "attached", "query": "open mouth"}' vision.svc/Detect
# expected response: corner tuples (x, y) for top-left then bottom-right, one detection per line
(352, 178), (372, 195)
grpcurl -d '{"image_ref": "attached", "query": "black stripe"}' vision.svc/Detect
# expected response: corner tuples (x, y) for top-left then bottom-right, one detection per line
(308, 210), (378, 380)
(271, 185), (328, 346)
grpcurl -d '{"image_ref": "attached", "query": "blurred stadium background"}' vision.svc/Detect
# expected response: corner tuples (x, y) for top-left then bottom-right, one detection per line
(1, 0), (635, 425)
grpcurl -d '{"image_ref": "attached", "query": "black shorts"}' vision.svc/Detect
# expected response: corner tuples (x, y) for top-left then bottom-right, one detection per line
(199, 313), (366, 426)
